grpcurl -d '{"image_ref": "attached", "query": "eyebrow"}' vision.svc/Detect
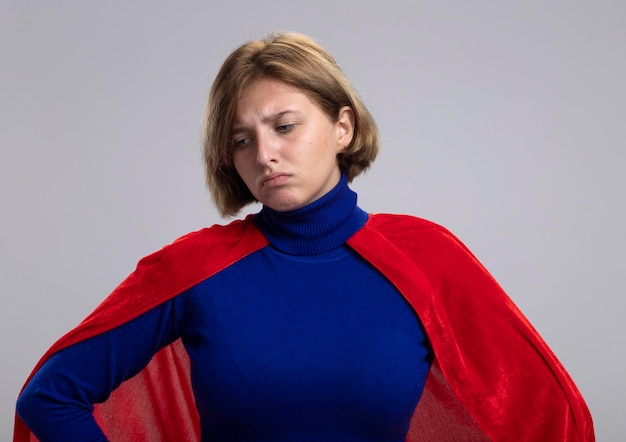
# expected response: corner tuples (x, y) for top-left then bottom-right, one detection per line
(230, 110), (301, 136)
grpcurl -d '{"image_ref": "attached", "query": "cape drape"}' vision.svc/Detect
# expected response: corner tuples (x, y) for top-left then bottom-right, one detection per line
(14, 214), (594, 441)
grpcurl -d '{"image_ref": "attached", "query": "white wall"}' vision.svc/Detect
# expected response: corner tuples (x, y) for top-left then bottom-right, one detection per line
(1, 1), (624, 439)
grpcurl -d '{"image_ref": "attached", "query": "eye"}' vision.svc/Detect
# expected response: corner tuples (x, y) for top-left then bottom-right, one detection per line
(276, 123), (295, 133)
(230, 137), (251, 149)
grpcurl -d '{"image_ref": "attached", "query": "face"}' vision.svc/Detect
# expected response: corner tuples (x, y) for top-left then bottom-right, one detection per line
(230, 79), (354, 212)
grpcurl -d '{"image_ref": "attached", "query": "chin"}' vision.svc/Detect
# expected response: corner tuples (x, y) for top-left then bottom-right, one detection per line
(261, 191), (307, 212)
(267, 199), (306, 212)
(269, 203), (302, 212)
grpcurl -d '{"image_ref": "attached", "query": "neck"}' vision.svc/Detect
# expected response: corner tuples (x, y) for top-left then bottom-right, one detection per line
(254, 175), (368, 256)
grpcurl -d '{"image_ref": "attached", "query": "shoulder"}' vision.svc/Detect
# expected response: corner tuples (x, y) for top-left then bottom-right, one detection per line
(111, 216), (267, 311)
(170, 216), (260, 248)
(138, 216), (265, 268)
(364, 213), (456, 243)
(365, 213), (445, 232)
(73, 217), (267, 338)
(358, 213), (476, 263)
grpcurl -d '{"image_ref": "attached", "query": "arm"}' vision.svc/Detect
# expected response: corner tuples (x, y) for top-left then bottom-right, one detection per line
(16, 296), (183, 441)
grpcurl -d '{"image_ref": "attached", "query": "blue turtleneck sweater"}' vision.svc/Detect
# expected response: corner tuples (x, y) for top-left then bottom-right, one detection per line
(17, 177), (433, 441)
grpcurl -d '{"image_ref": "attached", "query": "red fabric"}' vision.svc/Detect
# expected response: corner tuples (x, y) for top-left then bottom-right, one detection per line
(14, 214), (594, 441)
(348, 215), (594, 441)
(14, 218), (267, 442)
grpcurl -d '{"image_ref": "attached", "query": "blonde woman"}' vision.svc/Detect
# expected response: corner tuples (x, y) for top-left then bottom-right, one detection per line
(15, 32), (593, 441)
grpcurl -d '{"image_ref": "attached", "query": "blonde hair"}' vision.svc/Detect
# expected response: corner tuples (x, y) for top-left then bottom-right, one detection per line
(202, 31), (379, 217)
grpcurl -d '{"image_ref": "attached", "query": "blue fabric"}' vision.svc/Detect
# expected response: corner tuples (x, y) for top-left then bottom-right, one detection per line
(17, 176), (433, 441)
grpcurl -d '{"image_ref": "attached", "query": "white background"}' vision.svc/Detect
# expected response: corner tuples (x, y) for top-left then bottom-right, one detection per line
(1, 1), (624, 439)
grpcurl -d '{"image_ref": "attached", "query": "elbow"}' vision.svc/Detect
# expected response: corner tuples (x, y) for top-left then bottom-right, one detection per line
(16, 382), (44, 426)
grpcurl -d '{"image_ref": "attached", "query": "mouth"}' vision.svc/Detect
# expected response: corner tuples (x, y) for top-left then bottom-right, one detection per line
(261, 173), (290, 187)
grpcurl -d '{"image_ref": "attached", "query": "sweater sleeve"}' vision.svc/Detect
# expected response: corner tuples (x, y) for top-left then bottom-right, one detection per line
(16, 295), (184, 441)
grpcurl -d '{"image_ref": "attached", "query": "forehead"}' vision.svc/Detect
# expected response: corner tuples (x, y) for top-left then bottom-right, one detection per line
(235, 79), (319, 120)
(237, 79), (310, 110)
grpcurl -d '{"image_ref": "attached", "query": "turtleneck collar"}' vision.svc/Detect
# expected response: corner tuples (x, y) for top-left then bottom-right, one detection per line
(253, 174), (369, 256)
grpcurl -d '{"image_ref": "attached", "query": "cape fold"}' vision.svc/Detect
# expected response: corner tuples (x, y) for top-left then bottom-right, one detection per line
(346, 214), (594, 441)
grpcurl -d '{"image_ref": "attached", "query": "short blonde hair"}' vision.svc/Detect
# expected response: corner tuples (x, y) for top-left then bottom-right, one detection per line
(202, 31), (379, 217)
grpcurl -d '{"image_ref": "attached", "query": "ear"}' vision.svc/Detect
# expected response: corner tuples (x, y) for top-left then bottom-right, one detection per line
(335, 106), (355, 153)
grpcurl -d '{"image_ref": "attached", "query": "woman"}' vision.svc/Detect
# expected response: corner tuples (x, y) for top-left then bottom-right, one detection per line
(15, 32), (594, 441)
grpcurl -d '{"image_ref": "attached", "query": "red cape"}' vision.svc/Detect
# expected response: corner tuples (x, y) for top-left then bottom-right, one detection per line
(14, 215), (594, 441)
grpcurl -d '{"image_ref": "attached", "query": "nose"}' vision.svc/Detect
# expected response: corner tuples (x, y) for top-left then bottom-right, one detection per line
(256, 132), (279, 166)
